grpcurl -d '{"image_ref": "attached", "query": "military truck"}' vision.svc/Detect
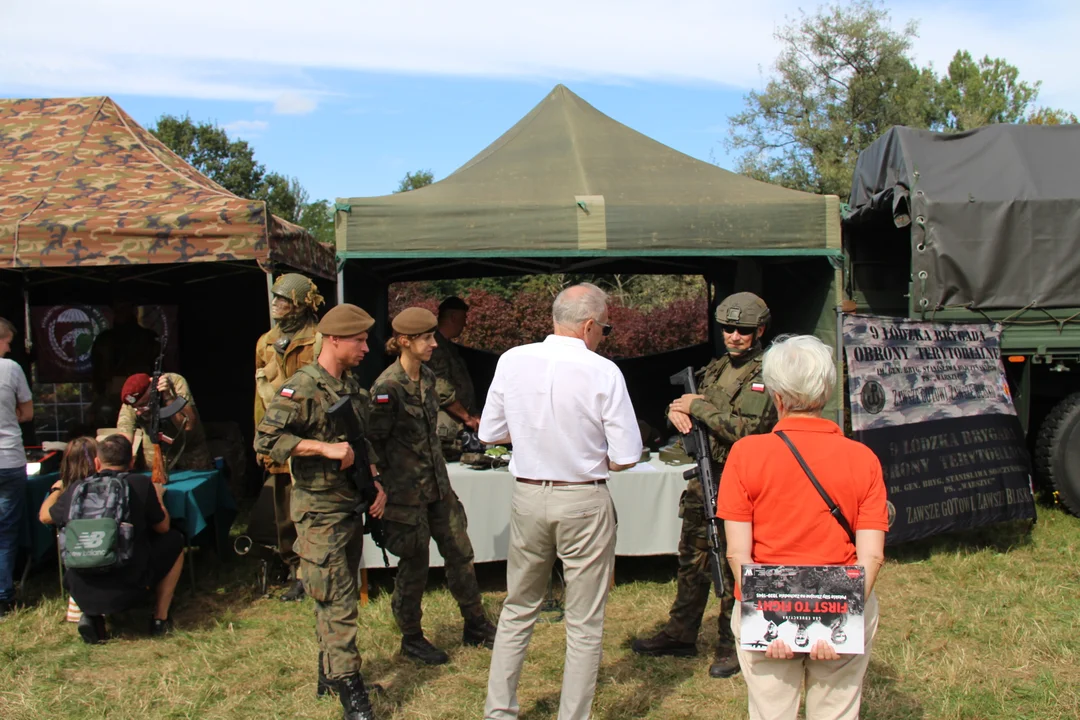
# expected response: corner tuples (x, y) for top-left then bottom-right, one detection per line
(843, 124), (1080, 515)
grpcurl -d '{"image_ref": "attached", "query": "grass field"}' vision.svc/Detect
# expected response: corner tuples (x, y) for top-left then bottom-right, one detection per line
(2, 505), (1078, 720)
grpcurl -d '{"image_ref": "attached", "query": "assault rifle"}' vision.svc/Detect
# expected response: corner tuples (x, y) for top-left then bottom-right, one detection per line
(146, 344), (187, 485)
(670, 366), (725, 598)
(327, 396), (389, 566)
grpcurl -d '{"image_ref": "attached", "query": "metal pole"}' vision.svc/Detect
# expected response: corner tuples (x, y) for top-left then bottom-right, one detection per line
(336, 261), (345, 306)
(836, 304), (845, 427)
(265, 271), (275, 328)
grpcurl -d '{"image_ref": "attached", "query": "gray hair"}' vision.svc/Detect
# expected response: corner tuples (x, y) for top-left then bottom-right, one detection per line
(762, 334), (836, 414)
(552, 283), (608, 328)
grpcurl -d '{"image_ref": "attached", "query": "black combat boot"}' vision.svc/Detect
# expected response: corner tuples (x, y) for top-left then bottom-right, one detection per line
(462, 616), (498, 649)
(709, 644), (741, 678)
(337, 673), (377, 720)
(78, 614), (108, 645)
(400, 633), (449, 665)
(280, 578), (306, 602)
(630, 630), (698, 658)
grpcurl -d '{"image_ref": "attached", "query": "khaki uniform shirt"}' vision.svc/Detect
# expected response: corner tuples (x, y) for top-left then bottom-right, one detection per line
(254, 321), (321, 472)
(427, 330), (475, 413)
(368, 360), (451, 524)
(254, 362), (378, 493)
(116, 372), (214, 472)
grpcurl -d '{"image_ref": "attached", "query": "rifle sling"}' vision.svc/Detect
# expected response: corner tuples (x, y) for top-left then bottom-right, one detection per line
(775, 430), (856, 546)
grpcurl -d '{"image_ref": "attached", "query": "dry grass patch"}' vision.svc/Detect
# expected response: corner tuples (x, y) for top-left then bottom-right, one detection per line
(1, 507), (1078, 719)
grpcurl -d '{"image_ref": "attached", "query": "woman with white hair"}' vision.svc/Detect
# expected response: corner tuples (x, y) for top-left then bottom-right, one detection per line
(716, 334), (888, 720)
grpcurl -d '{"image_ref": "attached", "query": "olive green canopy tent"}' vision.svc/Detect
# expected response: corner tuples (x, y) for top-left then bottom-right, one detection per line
(336, 85), (843, 421)
(336, 84), (839, 267)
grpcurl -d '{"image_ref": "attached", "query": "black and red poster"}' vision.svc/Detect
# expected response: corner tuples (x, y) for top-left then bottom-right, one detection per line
(843, 315), (1035, 544)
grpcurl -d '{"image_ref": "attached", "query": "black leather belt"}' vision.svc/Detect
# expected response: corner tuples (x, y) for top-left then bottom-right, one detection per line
(515, 477), (607, 486)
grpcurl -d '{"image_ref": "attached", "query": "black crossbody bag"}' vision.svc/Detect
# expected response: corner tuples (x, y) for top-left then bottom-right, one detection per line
(776, 431), (856, 546)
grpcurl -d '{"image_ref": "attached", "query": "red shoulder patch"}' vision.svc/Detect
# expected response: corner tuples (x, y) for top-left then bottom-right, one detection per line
(750, 382), (766, 393)
(280, 387), (295, 398)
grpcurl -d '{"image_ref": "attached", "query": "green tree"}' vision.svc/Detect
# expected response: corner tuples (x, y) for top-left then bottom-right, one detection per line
(727, 1), (940, 196)
(726, 1), (1052, 197)
(1026, 107), (1079, 125)
(938, 51), (1040, 131)
(152, 114), (266, 198)
(395, 169), (435, 193)
(151, 114), (331, 238)
(297, 199), (336, 246)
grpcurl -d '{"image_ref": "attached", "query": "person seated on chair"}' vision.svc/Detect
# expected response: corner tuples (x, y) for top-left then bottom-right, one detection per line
(117, 372), (214, 474)
(42, 434), (185, 644)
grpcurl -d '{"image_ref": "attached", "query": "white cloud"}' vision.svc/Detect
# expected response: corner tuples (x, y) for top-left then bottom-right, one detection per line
(273, 92), (317, 115)
(221, 119), (269, 136)
(0, 0), (1077, 111)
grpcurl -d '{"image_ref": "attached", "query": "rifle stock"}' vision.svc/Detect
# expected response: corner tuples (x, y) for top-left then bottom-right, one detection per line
(670, 366), (726, 598)
(146, 345), (187, 485)
(327, 396), (389, 566)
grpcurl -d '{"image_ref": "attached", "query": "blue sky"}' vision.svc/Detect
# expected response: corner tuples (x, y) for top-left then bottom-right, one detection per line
(3, 1), (1077, 203)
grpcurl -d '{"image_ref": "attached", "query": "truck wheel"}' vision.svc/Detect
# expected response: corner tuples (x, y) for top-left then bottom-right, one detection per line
(1035, 392), (1080, 516)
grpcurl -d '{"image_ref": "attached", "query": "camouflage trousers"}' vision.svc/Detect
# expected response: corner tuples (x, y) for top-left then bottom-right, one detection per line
(663, 477), (736, 648)
(382, 491), (484, 636)
(292, 486), (364, 680)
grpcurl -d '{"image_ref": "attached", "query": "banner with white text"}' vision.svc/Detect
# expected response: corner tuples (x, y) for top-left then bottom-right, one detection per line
(843, 315), (1035, 544)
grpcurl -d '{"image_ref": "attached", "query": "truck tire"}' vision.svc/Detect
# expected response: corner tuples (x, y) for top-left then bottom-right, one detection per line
(1035, 392), (1080, 516)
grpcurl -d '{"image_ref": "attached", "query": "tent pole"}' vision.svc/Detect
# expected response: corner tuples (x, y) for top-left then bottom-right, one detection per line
(336, 261), (345, 306)
(835, 304), (845, 427)
(22, 282), (31, 355)
(266, 271), (275, 328)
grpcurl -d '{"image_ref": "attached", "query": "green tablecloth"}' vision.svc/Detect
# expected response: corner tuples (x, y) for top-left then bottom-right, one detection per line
(21, 469), (236, 567)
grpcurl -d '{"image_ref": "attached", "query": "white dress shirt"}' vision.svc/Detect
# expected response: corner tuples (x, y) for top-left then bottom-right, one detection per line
(479, 334), (642, 482)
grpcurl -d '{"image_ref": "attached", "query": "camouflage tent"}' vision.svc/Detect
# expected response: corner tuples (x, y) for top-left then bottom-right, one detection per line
(0, 96), (334, 278)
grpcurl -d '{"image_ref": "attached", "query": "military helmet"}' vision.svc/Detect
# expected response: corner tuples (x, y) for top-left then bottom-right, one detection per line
(271, 273), (324, 311)
(715, 292), (770, 328)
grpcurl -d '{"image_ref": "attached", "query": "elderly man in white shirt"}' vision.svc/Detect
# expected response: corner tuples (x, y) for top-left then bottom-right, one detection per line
(480, 283), (642, 720)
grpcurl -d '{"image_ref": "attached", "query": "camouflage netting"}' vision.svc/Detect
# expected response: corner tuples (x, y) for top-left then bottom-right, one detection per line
(0, 97), (334, 278)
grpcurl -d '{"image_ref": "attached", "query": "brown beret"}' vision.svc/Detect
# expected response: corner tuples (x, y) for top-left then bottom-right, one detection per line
(318, 304), (374, 336)
(392, 307), (438, 336)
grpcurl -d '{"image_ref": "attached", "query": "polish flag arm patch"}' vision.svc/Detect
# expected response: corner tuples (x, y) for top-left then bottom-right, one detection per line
(280, 387), (295, 398)
(750, 382), (766, 393)
(376, 394), (390, 404)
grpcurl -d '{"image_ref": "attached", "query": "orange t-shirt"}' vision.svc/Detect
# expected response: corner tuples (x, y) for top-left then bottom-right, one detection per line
(717, 416), (888, 599)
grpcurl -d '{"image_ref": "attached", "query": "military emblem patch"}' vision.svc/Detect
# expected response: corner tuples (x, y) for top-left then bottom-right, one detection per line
(376, 394), (390, 404)
(750, 382), (765, 393)
(280, 387), (295, 398)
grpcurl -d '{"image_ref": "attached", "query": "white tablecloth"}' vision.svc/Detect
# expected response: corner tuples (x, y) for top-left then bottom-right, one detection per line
(360, 461), (689, 569)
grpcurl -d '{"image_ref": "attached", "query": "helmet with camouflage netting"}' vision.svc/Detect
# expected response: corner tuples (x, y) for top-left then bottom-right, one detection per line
(271, 273), (324, 312)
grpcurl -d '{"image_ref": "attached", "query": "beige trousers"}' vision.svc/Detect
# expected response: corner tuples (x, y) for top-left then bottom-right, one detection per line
(485, 481), (617, 720)
(732, 592), (880, 720)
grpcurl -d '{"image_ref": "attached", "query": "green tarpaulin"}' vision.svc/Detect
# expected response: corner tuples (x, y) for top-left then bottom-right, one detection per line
(337, 85), (840, 258)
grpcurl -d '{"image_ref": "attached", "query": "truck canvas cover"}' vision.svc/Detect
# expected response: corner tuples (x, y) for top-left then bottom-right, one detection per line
(846, 124), (1080, 310)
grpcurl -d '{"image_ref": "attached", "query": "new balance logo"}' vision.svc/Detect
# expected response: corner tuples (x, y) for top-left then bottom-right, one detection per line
(77, 531), (107, 549)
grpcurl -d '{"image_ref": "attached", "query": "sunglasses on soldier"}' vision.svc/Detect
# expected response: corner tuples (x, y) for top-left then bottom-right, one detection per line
(720, 324), (756, 336)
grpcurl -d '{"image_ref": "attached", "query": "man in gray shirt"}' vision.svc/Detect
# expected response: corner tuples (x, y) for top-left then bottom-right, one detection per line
(0, 317), (33, 618)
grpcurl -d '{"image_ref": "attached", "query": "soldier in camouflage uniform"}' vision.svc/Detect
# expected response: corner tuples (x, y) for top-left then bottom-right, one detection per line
(117, 372), (215, 473)
(254, 304), (387, 720)
(427, 297), (481, 461)
(253, 273), (324, 602)
(368, 307), (497, 665)
(631, 292), (778, 679)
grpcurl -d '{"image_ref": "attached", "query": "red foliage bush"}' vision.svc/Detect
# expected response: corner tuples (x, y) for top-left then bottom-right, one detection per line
(387, 284), (707, 357)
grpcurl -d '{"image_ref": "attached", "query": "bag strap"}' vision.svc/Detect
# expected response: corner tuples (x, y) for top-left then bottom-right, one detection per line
(776, 430), (856, 546)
